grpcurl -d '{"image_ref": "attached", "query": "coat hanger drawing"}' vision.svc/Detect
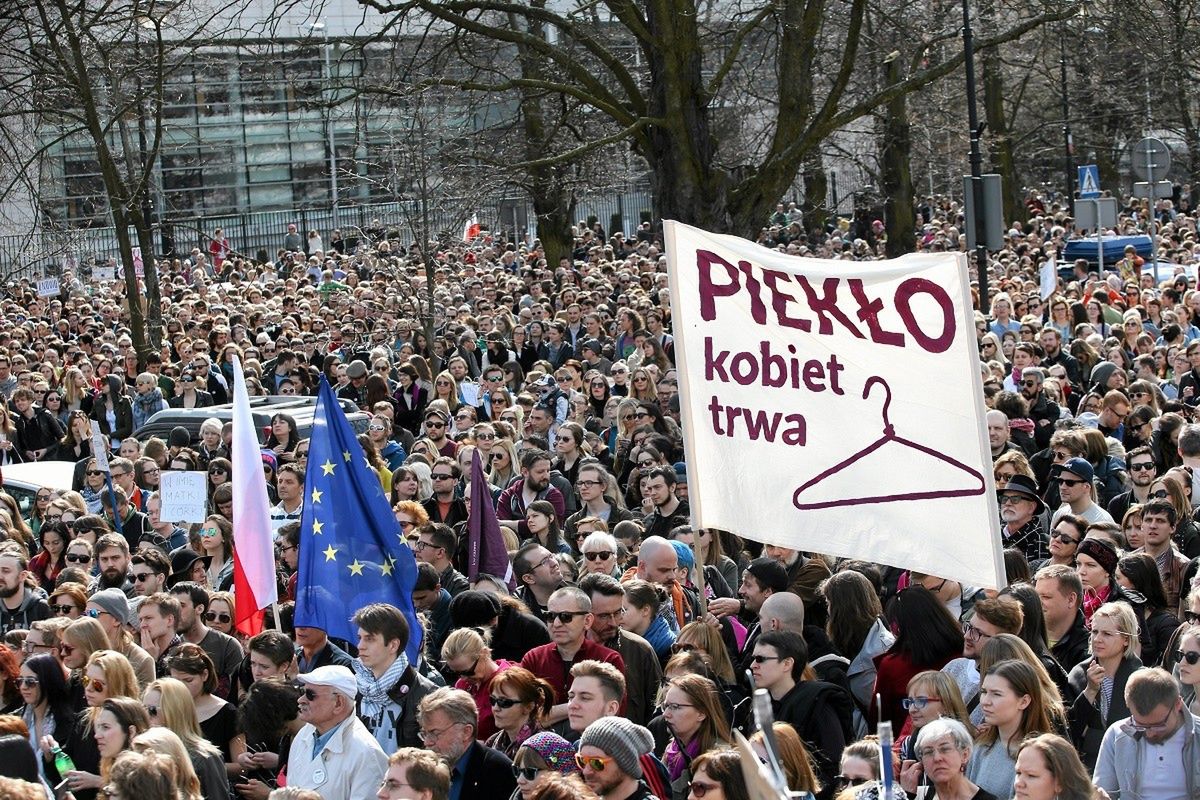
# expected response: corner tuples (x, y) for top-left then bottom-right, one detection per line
(792, 375), (986, 510)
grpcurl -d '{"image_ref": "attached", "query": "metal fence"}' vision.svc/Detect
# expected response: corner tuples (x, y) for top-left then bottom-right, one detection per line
(0, 189), (657, 279)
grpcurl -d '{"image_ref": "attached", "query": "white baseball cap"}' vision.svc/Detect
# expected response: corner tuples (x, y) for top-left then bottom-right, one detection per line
(298, 665), (358, 700)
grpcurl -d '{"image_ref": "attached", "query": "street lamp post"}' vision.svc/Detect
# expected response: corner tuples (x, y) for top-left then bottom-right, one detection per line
(310, 22), (339, 231)
(962, 0), (989, 310)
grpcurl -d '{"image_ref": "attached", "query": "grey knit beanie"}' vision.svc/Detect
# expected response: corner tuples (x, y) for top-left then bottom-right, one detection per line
(578, 717), (654, 779)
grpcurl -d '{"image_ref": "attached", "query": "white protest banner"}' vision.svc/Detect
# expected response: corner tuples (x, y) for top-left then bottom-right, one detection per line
(36, 277), (60, 297)
(159, 471), (208, 523)
(89, 421), (109, 471)
(1039, 254), (1056, 300)
(665, 220), (1004, 589)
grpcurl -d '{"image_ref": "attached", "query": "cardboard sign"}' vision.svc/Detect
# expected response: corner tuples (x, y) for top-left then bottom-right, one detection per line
(665, 220), (1004, 589)
(89, 421), (109, 471)
(36, 278), (60, 297)
(159, 470), (208, 523)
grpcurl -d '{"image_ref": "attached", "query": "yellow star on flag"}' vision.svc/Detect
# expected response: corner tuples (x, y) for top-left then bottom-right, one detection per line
(321, 460), (336, 476)
(311, 487), (323, 504)
(323, 544), (338, 562)
(348, 559), (365, 577)
(312, 519), (324, 535)
(343, 450), (352, 462)
(381, 557), (395, 576)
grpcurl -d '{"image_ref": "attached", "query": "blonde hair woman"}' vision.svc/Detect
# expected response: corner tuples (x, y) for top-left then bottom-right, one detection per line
(440, 627), (515, 741)
(132, 727), (204, 800)
(142, 678), (228, 800)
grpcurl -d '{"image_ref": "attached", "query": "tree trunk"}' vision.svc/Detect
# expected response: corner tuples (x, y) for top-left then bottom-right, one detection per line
(881, 55), (916, 257)
(979, 0), (1022, 225)
(801, 154), (828, 237)
(640, 0), (728, 231)
(532, 186), (576, 267)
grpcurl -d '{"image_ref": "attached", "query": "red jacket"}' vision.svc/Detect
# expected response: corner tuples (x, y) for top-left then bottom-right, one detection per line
(870, 649), (958, 733)
(520, 637), (624, 703)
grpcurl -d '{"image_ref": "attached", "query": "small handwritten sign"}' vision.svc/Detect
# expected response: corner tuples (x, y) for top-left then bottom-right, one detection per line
(159, 471), (208, 523)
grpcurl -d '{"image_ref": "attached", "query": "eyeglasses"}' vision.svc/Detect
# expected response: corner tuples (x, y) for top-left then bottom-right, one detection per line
(414, 540), (441, 552)
(997, 494), (1029, 505)
(837, 777), (869, 788)
(576, 479), (603, 489)
(417, 724), (458, 743)
(902, 696), (942, 710)
(209, 467), (227, 475)
(1123, 706), (1176, 736)
(662, 701), (695, 713)
(65, 554), (90, 564)
(584, 551), (614, 561)
(1055, 477), (1087, 487)
(432, 473), (455, 481)
(131, 572), (155, 583)
(918, 744), (962, 760)
(575, 755), (613, 772)
(451, 659), (479, 678)
(490, 695), (522, 709)
(962, 622), (992, 641)
(51, 604), (77, 614)
(425, 421), (446, 429)
(543, 610), (586, 624)
(512, 766), (541, 781)
(205, 612), (232, 624)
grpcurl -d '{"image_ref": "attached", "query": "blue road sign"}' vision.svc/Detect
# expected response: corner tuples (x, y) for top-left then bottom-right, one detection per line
(1078, 165), (1100, 198)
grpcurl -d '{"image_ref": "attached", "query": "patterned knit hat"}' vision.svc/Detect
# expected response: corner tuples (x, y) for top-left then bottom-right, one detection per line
(518, 732), (578, 776)
(578, 717), (654, 779)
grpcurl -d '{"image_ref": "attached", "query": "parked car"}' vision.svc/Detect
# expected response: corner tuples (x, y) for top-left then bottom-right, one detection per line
(2, 460), (77, 520)
(132, 395), (370, 445)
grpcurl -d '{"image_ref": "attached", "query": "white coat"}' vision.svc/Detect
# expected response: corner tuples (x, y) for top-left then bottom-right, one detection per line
(287, 714), (388, 800)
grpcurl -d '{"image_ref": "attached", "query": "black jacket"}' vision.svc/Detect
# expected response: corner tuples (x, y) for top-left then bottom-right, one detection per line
(14, 406), (63, 455)
(490, 603), (550, 664)
(1067, 654), (1142, 770)
(773, 680), (854, 799)
(385, 665), (438, 749)
(459, 741), (516, 800)
(1051, 610), (1090, 681)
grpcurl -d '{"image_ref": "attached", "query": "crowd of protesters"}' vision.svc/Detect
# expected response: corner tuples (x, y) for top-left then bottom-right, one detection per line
(0, 189), (1196, 800)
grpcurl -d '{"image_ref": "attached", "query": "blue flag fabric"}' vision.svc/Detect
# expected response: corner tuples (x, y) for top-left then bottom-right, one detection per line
(294, 375), (423, 665)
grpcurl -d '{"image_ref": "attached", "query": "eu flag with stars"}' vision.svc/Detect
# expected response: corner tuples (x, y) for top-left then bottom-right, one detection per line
(294, 375), (423, 665)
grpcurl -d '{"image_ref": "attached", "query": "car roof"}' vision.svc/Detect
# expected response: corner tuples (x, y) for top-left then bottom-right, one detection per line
(1, 461), (77, 492)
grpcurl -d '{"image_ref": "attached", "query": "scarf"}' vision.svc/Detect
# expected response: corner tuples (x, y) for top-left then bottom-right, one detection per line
(663, 735), (702, 781)
(1083, 584), (1111, 628)
(353, 653), (409, 721)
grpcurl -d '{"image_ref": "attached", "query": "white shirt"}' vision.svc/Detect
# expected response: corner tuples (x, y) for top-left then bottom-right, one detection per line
(1141, 722), (1190, 800)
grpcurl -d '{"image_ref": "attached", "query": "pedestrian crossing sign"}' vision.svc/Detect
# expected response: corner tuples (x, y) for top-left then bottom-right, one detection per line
(1078, 165), (1100, 198)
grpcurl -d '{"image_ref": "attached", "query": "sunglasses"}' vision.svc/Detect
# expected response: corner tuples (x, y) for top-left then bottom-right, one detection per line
(489, 695), (522, 709)
(575, 755), (612, 772)
(205, 612), (232, 624)
(688, 781), (721, 798)
(451, 659), (479, 678)
(1055, 477), (1087, 487)
(87, 678), (107, 692)
(51, 604), (77, 614)
(146, 705), (160, 718)
(209, 467), (227, 475)
(583, 551), (613, 561)
(16, 676), (40, 688)
(543, 610), (585, 624)
(66, 554), (90, 564)
(512, 765), (541, 781)
(1174, 648), (1200, 666)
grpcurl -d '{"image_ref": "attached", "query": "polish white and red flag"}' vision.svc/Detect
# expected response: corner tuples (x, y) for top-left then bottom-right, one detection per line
(231, 356), (278, 635)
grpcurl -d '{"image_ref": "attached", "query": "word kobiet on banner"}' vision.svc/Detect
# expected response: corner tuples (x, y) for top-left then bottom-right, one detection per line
(665, 220), (1004, 589)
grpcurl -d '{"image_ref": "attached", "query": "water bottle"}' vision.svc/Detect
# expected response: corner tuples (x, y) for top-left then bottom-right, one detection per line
(51, 744), (75, 775)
